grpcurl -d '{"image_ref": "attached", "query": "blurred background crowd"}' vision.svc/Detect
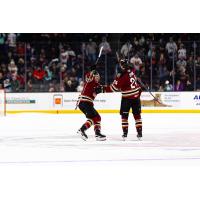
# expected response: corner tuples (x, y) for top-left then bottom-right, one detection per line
(0, 33), (200, 93)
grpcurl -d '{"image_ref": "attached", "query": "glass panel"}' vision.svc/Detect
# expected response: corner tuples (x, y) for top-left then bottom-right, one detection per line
(0, 34), (199, 92)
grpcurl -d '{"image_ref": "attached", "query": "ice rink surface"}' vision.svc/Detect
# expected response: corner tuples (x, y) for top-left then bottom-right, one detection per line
(0, 113), (200, 200)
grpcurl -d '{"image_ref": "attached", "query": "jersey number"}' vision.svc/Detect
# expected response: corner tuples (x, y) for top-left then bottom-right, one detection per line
(130, 77), (137, 89)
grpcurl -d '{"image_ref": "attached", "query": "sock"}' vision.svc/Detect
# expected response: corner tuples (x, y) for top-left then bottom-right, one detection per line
(122, 117), (128, 134)
(81, 119), (93, 131)
(133, 114), (142, 133)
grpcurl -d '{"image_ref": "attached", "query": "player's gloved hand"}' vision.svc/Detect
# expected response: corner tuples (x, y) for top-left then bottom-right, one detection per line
(95, 85), (104, 94)
(90, 64), (97, 71)
(92, 70), (99, 75)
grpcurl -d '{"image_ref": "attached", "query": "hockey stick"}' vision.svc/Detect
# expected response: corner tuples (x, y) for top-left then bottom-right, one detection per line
(95, 46), (104, 65)
(75, 46), (104, 110)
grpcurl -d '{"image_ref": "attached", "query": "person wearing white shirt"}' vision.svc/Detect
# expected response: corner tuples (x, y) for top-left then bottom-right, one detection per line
(60, 48), (69, 64)
(120, 41), (132, 57)
(165, 37), (177, 58)
(130, 54), (142, 71)
(178, 44), (186, 60)
(7, 33), (17, 48)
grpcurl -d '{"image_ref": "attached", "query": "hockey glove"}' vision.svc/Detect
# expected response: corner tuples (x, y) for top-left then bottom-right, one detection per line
(90, 64), (97, 71)
(95, 85), (104, 94)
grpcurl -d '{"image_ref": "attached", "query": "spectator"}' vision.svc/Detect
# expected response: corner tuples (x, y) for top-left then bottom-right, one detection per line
(51, 62), (60, 81)
(48, 83), (56, 92)
(158, 85), (164, 92)
(130, 53), (142, 72)
(4, 78), (11, 92)
(33, 67), (46, 81)
(147, 46), (157, 71)
(133, 37), (139, 52)
(76, 81), (84, 92)
(27, 79), (33, 92)
(66, 45), (76, 57)
(8, 60), (18, 78)
(139, 36), (145, 47)
(176, 57), (187, 73)
(16, 73), (25, 90)
(44, 66), (53, 81)
(66, 45), (76, 68)
(0, 34), (6, 55)
(195, 56), (200, 68)
(60, 47), (69, 64)
(16, 42), (25, 57)
(7, 33), (17, 49)
(174, 80), (184, 91)
(120, 41), (132, 58)
(63, 78), (76, 92)
(187, 55), (194, 77)
(158, 53), (166, 74)
(158, 38), (165, 53)
(0, 33), (6, 46)
(165, 37), (177, 59)
(159, 66), (170, 84)
(1, 63), (8, 76)
(10, 75), (20, 92)
(86, 38), (97, 63)
(60, 63), (67, 79)
(164, 80), (173, 91)
(99, 36), (111, 55)
(185, 80), (193, 91)
(40, 48), (46, 60)
(178, 44), (186, 60)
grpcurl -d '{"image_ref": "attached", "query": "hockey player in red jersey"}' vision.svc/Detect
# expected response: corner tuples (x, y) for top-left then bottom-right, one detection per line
(76, 67), (106, 141)
(95, 59), (142, 140)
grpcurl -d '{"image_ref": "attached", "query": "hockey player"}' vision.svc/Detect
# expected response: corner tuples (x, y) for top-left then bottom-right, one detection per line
(76, 67), (106, 141)
(95, 59), (142, 140)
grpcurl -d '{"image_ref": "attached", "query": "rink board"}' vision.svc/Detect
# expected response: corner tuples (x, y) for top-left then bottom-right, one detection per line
(3, 92), (200, 114)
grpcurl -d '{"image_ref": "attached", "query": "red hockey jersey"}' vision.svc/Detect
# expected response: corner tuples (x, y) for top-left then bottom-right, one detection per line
(105, 68), (141, 99)
(78, 72), (100, 105)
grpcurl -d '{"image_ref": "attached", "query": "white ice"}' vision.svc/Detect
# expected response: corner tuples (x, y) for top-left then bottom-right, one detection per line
(0, 113), (200, 200)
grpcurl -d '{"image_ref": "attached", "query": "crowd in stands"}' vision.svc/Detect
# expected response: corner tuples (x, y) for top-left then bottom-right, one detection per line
(0, 33), (200, 92)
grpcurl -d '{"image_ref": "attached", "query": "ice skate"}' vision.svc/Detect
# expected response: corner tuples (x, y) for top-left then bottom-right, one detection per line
(77, 129), (88, 141)
(137, 131), (142, 140)
(122, 132), (128, 141)
(95, 131), (106, 141)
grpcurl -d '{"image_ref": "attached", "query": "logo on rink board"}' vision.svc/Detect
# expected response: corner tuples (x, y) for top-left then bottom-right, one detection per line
(193, 95), (200, 100)
(6, 97), (36, 104)
(193, 95), (200, 106)
(53, 94), (63, 107)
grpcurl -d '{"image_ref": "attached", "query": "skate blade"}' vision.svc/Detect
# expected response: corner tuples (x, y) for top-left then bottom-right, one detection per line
(122, 136), (127, 141)
(81, 135), (88, 141)
(137, 137), (142, 141)
(96, 137), (106, 141)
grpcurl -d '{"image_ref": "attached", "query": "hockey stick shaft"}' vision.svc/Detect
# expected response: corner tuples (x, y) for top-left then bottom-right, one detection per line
(95, 46), (104, 65)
